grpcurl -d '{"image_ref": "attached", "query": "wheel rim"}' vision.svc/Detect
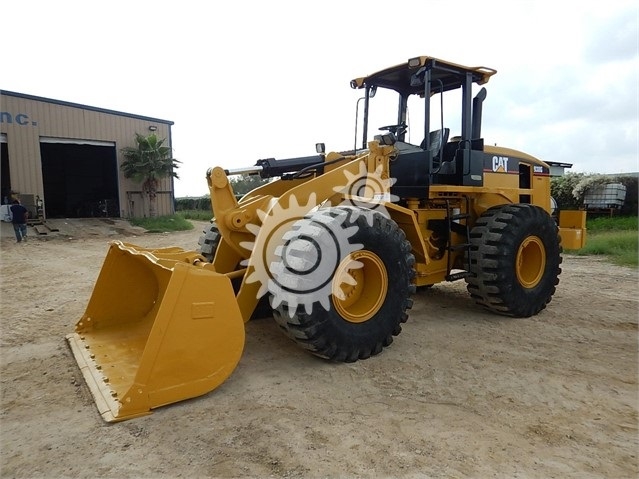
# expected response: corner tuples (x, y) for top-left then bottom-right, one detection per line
(332, 251), (388, 323)
(516, 236), (546, 288)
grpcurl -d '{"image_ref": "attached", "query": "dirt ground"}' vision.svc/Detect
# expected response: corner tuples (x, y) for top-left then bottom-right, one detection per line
(0, 218), (637, 478)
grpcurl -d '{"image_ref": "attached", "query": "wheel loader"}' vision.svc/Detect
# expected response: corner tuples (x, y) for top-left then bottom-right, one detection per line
(66, 56), (587, 422)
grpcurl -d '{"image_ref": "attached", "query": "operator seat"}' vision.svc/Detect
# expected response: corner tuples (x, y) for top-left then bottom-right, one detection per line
(420, 128), (450, 166)
(389, 127), (451, 197)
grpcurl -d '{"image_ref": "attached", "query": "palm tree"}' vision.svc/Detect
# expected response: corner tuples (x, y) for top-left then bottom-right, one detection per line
(120, 133), (180, 217)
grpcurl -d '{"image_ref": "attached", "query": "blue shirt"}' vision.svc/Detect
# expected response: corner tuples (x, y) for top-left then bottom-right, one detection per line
(10, 204), (28, 225)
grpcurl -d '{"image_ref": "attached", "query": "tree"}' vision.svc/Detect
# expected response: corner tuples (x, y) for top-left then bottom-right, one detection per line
(120, 133), (180, 217)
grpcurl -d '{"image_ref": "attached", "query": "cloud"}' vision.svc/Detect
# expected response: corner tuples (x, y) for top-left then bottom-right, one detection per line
(584, 4), (639, 63)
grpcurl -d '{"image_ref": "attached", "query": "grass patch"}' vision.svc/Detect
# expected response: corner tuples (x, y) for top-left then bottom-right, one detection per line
(567, 215), (638, 267)
(585, 215), (637, 232)
(573, 229), (638, 267)
(129, 214), (195, 233)
(177, 209), (213, 221)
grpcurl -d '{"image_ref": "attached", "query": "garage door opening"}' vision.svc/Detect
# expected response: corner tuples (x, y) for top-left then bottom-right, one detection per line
(41, 142), (120, 218)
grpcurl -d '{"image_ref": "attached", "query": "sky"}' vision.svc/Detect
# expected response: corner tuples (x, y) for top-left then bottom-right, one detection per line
(2, 0), (638, 198)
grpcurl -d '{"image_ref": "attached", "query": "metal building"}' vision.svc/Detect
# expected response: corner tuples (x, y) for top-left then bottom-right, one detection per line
(0, 90), (175, 219)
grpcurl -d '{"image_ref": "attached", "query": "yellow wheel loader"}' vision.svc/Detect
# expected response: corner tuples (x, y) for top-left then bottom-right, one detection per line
(67, 56), (587, 422)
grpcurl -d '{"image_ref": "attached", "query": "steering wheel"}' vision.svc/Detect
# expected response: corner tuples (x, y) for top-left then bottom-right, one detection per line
(379, 123), (407, 136)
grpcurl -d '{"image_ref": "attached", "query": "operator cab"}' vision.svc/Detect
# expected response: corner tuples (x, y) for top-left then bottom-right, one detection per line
(351, 56), (496, 197)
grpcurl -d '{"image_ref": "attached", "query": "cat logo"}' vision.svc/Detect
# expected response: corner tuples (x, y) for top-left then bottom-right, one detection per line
(492, 156), (509, 172)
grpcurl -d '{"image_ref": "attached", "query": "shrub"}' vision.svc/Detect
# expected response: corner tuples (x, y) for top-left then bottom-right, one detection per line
(551, 173), (637, 214)
(551, 173), (585, 209)
(175, 196), (211, 211)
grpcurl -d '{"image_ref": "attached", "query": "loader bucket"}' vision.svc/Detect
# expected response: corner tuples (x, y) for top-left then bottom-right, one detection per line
(66, 241), (245, 422)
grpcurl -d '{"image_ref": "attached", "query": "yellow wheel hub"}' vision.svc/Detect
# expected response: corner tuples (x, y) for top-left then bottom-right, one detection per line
(516, 236), (546, 288)
(332, 251), (388, 323)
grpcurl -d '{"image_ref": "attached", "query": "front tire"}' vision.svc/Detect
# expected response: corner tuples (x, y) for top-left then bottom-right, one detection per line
(272, 207), (416, 362)
(465, 204), (562, 317)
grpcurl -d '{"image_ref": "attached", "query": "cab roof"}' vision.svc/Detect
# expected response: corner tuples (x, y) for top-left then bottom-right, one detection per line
(350, 56), (497, 96)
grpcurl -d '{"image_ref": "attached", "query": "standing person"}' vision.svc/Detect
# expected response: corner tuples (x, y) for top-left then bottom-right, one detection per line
(10, 199), (29, 243)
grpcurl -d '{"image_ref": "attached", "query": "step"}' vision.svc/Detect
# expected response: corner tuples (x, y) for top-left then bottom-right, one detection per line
(446, 270), (474, 281)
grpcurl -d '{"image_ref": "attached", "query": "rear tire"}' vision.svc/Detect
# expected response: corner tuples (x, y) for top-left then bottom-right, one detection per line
(465, 204), (562, 317)
(272, 207), (416, 362)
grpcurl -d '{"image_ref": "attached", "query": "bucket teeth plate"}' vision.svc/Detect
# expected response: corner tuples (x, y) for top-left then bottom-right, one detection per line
(67, 241), (246, 422)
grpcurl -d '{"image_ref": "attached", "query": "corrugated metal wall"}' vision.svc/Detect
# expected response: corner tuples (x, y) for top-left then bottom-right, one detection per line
(0, 91), (174, 218)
